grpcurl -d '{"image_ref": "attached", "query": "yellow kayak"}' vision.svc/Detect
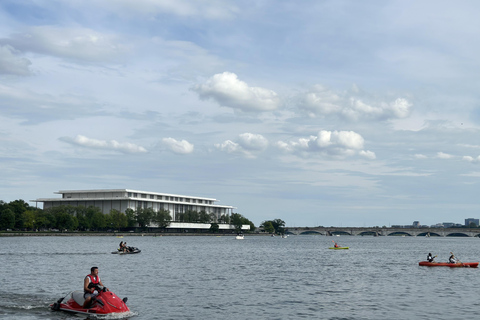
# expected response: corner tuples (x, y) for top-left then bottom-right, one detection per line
(328, 247), (349, 250)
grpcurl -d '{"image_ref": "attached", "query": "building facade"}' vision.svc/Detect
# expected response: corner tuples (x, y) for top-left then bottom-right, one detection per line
(465, 218), (479, 227)
(34, 189), (235, 222)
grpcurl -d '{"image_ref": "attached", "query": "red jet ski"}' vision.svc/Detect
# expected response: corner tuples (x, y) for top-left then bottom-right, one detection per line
(419, 261), (479, 268)
(51, 286), (130, 315)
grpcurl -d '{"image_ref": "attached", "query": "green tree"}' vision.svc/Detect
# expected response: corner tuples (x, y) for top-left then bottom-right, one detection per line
(152, 209), (172, 228)
(219, 214), (230, 224)
(91, 211), (106, 230)
(106, 209), (128, 229)
(22, 210), (36, 230)
(136, 207), (154, 228)
(260, 219), (285, 234)
(34, 210), (55, 230)
(8, 199), (30, 229)
(209, 222), (219, 233)
(125, 208), (136, 227)
(75, 206), (89, 230)
(261, 221), (275, 233)
(198, 210), (211, 223)
(0, 208), (15, 230)
(55, 212), (78, 230)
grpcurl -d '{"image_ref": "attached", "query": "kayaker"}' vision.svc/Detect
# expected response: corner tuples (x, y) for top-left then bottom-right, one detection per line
(83, 267), (108, 308)
(427, 253), (436, 262)
(449, 254), (457, 264)
(334, 242), (339, 248)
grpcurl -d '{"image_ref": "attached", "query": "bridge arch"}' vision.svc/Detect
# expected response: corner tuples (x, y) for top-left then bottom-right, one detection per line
(358, 231), (379, 236)
(331, 231), (352, 236)
(418, 232), (441, 237)
(445, 232), (469, 237)
(299, 230), (323, 235)
(386, 231), (413, 237)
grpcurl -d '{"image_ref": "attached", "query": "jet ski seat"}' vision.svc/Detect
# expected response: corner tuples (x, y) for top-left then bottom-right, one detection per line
(71, 290), (86, 305)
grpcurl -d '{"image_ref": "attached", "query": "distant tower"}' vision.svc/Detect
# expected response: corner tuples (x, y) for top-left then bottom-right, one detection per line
(412, 221), (420, 228)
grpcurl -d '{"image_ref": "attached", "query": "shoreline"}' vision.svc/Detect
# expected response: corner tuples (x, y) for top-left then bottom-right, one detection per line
(0, 232), (269, 237)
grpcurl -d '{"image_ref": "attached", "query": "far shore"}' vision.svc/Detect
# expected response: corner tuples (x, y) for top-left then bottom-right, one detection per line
(0, 231), (269, 237)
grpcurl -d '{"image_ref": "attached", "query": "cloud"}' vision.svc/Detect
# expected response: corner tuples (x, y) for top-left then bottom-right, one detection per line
(215, 133), (268, 158)
(0, 84), (108, 124)
(0, 45), (32, 76)
(99, 0), (239, 20)
(277, 130), (375, 159)
(194, 72), (281, 112)
(60, 135), (147, 153)
(436, 152), (454, 159)
(463, 155), (480, 163)
(0, 26), (127, 63)
(414, 154), (428, 159)
(298, 85), (412, 121)
(359, 150), (376, 160)
(162, 137), (194, 154)
(237, 133), (268, 151)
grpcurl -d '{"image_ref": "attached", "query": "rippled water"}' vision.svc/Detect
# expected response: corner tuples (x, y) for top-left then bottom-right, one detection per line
(1, 235), (480, 320)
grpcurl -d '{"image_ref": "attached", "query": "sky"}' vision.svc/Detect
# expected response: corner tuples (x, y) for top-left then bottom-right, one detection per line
(1, 0), (480, 228)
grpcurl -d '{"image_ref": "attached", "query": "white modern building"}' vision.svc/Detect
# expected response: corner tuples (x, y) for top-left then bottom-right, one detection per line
(34, 189), (235, 222)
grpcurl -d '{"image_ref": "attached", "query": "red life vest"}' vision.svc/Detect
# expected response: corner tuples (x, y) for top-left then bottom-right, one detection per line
(85, 274), (100, 292)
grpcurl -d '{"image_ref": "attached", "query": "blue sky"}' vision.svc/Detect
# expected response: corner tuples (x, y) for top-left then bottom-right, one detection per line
(1, 0), (480, 227)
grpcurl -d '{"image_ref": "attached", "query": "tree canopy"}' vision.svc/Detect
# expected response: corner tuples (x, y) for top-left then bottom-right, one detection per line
(260, 219), (286, 235)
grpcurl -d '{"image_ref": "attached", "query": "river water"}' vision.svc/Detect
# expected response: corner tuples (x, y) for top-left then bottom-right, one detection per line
(1, 235), (479, 320)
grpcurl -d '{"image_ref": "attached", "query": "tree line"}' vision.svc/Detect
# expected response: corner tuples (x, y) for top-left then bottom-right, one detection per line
(0, 199), (256, 232)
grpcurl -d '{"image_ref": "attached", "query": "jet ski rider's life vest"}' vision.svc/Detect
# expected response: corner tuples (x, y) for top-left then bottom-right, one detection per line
(85, 274), (100, 292)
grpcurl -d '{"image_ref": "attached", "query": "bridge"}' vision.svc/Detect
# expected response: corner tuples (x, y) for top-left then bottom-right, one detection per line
(285, 227), (480, 237)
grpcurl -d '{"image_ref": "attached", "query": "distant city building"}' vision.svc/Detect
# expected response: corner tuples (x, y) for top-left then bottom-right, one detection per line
(442, 222), (455, 228)
(412, 221), (420, 227)
(465, 218), (479, 227)
(33, 189), (235, 222)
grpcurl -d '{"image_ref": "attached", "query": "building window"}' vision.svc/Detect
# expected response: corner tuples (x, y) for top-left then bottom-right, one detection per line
(141, 194), (146, 198)
(133, 193), (138, 197)
(150, 195), (154, 199)
(157, 195), (162, 200)
(128, 192), (132, 197)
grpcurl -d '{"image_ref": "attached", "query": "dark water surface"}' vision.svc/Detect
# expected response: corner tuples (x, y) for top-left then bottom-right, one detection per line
(1, 235), (480, 319)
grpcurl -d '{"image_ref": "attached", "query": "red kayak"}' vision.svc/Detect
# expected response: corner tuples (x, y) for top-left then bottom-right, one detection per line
(419, 261), (479, 268)
(51, 287), (130, 315)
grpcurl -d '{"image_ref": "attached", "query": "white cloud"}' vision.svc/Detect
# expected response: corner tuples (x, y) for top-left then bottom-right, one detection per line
(194, 72), (281, 112)
(414, 154), (428, 159)
(215, 133), (268, 158)
(60, 135), (147, 153)
(100, 0), (239, 20)
(0, 26), (127, 63)
(359, 150), (376, 160)
(237, 133), (268, 151)
(277, 130), (375, 159)
(436, 152), (454, 159)
(463, 155), (480, 163)
(298, 85), (412, 121)
(0, 45), (32, 76)
(162, 137), (194, 154)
